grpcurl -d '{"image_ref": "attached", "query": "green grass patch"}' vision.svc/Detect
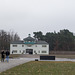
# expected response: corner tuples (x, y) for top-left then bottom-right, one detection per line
(0, 54), (20, 58)
(1, 61), (75, 75)
(9, 54), (21, 58)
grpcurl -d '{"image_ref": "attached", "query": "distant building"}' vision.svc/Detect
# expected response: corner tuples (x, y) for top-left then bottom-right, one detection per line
(10, 34), (49, 55)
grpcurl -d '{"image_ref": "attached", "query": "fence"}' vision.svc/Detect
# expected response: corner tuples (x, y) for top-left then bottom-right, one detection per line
(50, 51), (75, 55)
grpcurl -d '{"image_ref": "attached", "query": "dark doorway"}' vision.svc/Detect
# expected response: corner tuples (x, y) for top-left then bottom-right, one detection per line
(26, 49), (33, 54)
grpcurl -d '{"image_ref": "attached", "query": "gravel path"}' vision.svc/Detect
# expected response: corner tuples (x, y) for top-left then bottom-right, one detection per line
(0, 58), (39, 73)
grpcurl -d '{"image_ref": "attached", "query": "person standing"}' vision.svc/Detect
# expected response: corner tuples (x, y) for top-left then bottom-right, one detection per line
(5, 50), (10, 62)
(1, 50), (5, 62)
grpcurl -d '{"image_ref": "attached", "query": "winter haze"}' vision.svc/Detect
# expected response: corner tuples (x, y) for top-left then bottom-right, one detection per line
(0, 0), (75, 39)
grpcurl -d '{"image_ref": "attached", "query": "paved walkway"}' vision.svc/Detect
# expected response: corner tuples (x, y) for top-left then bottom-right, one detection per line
(0, 57), (75, 73)
(0, 58), (38, 72)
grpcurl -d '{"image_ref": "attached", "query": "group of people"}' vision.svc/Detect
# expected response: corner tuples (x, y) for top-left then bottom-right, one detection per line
(1, 50), (10, 62)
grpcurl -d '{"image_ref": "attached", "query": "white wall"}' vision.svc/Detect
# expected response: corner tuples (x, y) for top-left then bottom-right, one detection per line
(33, 44), (49, 55)
(10, 44), (25, 54)
(10, 44), (49, 55)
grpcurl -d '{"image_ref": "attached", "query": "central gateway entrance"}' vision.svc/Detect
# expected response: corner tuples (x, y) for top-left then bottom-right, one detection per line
(26, 49), (33, 54)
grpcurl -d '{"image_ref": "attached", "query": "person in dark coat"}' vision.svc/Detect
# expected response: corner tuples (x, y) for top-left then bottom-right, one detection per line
(5, 50), (10, 62)
(1, 50), (5, 62)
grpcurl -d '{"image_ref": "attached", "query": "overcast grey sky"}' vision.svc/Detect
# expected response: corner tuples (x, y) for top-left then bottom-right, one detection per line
(0, 0), (75, 39)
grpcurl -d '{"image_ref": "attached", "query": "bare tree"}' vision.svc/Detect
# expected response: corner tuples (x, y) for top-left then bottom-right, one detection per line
(0, 30), (20, 51)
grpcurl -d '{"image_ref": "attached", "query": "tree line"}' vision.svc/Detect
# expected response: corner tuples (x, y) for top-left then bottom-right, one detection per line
(0, 30), (20, 50)
(0, 29), (75, 51)
(33, 29), (75, 51)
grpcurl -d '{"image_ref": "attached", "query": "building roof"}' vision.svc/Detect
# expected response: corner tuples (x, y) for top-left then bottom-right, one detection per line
(23, 34), (35, 41)
(11, 40), (48, 44)
(11, 41), (24, 44)
(10, 34), (48, 44)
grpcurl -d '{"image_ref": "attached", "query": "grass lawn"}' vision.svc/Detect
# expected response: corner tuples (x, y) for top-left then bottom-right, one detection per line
(1, 61), (75, 75)
(0, 54), (20, 58)
(9, 54), (21, 58)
